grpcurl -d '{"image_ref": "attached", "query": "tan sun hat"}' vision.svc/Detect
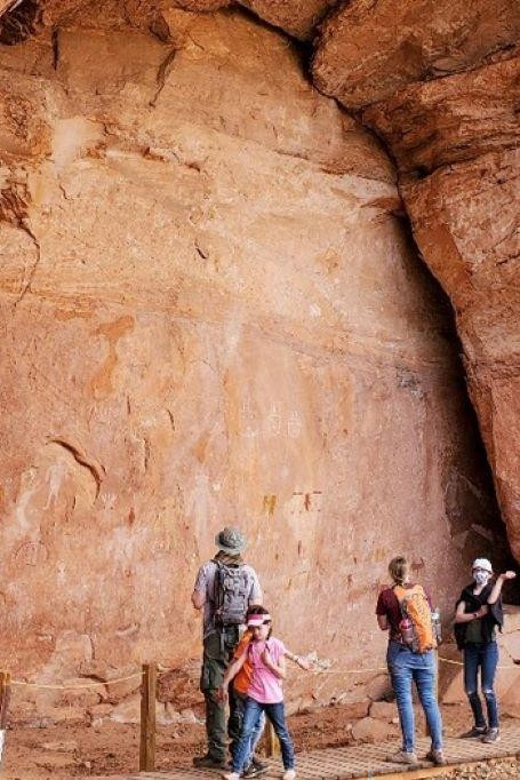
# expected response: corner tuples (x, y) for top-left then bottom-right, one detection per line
(214, 526), (247, 554)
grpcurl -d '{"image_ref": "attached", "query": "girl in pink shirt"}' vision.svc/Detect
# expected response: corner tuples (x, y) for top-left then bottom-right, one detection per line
(221, 611), (296, 780)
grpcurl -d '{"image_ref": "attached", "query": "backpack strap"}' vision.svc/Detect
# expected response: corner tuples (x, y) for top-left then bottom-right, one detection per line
(212, 558), (222, 609)
(212, 559), (226, 619)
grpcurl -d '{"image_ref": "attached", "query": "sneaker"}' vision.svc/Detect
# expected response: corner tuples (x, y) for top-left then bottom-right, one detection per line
(425, 749), (447, 766)
(193, 755), (228, 769)
(460, 726), (487, 738)
(251, 758), (269, 773)
(282, 770), (296, 780)
(222, 773), (240, 780)
(482, 728), (500, 743)
(387, 749), (418, 765)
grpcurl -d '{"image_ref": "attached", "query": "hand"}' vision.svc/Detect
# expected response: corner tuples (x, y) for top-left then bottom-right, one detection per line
(297, 657), (313, 671)
(500, 571), (517, 581)
(475, 606), (488, 618)
(217, 685), (228, 702)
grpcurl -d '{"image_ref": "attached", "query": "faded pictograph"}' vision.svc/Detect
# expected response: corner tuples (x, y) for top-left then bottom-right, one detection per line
(44, 460), (68, 510)
(287, 410), (303, 439)
(240, 398), (259, 440)
(185, 473), (212, 525)
(100, 492), (117, 510)
(239, 398), (304, 441)
(263, 494), (277, 516)
(14, 539), (48, 566)
(14, 467), (39, 536)
(292, 490), (323, 513)
(264, 404), (282, 437)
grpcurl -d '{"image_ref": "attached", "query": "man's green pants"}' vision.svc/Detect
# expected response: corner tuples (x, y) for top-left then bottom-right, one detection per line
(200, 628), (241, 762)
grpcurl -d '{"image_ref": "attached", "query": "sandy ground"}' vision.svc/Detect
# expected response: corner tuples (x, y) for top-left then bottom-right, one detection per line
(1, 703), (519, 779)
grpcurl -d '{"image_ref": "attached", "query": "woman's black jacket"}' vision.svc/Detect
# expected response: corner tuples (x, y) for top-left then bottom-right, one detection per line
(454, 583), (504, 650)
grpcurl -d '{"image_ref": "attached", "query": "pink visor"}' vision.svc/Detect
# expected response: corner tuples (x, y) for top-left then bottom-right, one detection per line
(247, 614), (271, 627)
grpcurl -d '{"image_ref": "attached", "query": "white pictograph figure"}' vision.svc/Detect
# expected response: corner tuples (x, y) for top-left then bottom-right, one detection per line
(287, 410), (303, 439)
(101, 492), (117, 509)
(44, 461), (68, 510)
(264, 404), (282, 437)
(241, 398), (258, 439)
(186, 473), (211, 524)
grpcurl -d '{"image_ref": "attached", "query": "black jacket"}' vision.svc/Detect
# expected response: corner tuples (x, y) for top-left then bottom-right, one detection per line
(454, 583), (503, 650)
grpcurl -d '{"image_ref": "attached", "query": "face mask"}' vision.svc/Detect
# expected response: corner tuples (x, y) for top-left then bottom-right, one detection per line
(474, 571), (490, 587)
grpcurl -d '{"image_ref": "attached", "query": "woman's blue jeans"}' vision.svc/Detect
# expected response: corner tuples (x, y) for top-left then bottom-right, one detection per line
(232, 697), (294, 772)
(387, 641), (443, 752)
(463, 641), (499, 729)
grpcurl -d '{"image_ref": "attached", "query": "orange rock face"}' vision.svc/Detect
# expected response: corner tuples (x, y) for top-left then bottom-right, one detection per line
(313, 0), (520, 109)
(0, 2), (513, 720)
(0, 0), (339, 43)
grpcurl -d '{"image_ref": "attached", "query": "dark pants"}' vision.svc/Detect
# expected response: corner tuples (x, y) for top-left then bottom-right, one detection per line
(463, 641), (499, 729)
(200, 629), (241, 761)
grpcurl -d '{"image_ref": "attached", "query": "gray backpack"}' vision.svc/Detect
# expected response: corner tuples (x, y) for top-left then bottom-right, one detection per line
(213, 560), (250, 628)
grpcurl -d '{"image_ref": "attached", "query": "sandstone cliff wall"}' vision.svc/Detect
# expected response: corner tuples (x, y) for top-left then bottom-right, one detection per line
(0, 6), (508, 723)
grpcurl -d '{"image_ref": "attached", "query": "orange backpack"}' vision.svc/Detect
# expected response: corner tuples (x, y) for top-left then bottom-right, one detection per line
(394, 584), (436, 654)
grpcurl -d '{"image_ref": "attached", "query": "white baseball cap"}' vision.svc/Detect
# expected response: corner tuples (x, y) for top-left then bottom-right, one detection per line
(472, 558), (493, 573)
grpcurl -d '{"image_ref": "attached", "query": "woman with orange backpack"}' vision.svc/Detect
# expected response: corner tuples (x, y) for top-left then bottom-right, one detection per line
(376, 555), (445, 767)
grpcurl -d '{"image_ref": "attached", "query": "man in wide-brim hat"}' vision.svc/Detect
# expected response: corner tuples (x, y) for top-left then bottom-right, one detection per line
(191, 526), (263, 769)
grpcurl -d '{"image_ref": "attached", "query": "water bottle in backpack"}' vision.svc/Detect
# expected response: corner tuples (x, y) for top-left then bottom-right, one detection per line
(431, 608), (442, 645)
(399, 618), (414, 646)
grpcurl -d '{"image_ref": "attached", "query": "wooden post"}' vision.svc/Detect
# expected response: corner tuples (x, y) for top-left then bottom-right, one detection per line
(263, 720), (280, 759)
(0, 671), (11, 767)
(139, 662), (157, 772)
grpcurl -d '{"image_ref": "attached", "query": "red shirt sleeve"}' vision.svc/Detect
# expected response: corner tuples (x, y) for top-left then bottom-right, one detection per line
(376, 590), (387, 615)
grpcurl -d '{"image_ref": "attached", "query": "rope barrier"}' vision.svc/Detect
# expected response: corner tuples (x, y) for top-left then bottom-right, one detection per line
(11, 671), (143, 690)
(307, 667), (388, 674)
(438, 656), (519, 669)
(10, 666), (192, 690)
(4, 653), (519, 691)
(306, 656), (520, 673)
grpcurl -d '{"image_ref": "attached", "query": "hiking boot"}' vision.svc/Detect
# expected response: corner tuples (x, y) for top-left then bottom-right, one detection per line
(242, 759), (269, 778)
(425, 749), (447, 766)
(387, 749), (418, 765)
(242, 764), (267, 778)
(482, 728), (500, 743)
(282, 770), (296, 780)
(460, 725), (487, 738)
(251, 758), (269, 772)
(193, 754), (227, 769)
